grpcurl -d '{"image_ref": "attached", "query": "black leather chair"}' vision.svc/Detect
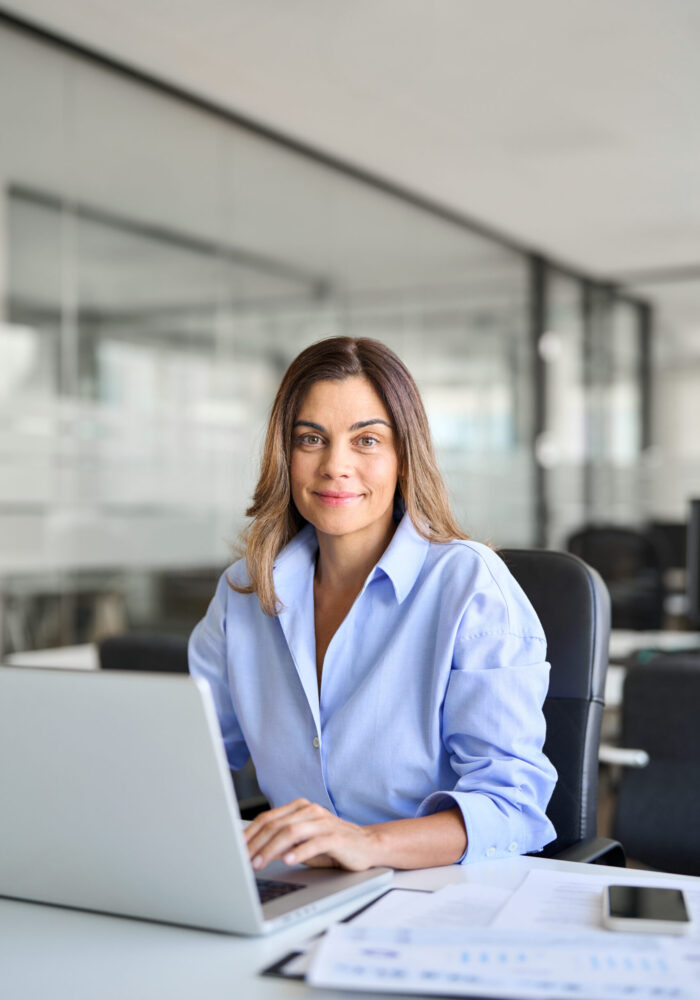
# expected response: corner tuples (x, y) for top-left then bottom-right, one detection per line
(613, 656), (700, 875)
(566, 525), (665, 630)
(99, 633), (189, 673)
(501, 548), (625, 864)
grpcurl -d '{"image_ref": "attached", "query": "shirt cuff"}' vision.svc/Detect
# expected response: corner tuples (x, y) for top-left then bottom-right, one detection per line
(417, 790), (554, 864)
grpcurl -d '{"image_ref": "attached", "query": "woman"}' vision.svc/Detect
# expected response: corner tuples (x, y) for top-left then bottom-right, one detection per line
(189, 336), (556, 872)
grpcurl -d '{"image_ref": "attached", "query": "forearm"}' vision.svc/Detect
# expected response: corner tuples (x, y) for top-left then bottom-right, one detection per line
(245, 799), (468, 872)
(365, 806), (467, 870)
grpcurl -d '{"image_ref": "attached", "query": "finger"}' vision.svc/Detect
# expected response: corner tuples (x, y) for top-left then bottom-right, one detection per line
(244, 798), (309, 843)
(246, 801), (326, 857)
(249, 814), (332, 870)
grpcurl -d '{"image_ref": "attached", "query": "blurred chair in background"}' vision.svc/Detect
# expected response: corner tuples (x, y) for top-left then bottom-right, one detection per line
(566, 525), (665, 630)
(99, 633), (189, 673)
(613, 656), (700, 875)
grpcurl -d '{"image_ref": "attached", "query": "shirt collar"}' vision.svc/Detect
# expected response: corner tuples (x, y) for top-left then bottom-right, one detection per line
(372, 512), (430, 603)
(273, 522), (318, 593)
(273, 513), (430, 605)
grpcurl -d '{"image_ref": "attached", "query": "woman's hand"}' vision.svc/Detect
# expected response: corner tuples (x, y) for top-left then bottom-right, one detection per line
(244, 798), (380, 872)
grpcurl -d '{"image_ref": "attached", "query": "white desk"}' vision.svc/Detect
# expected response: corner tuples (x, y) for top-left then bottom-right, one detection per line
(2, 855), (699, 1000)
(3, 643), (98, 670)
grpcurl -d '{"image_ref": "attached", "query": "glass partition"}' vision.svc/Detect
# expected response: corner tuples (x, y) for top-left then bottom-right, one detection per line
(0, 18), (649, 651)
(588, 296), (644, 525)
(539, 270), (586, 548)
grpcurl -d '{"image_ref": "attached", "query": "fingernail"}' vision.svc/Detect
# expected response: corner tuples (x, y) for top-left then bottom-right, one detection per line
(252, 856), (263, 870)
(284, 852), (296, 865)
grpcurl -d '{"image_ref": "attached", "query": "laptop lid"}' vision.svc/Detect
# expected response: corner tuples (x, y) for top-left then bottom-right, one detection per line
(0, 667), (391, 934)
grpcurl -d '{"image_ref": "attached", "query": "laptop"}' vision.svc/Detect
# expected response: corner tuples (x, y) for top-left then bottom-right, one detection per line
(0, 666), (392, 934)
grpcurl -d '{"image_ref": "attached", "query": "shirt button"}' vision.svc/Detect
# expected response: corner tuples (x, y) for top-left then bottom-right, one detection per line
(486, 846), (496, 857)
(312, 736), (320, 749)
(508, 842), (518, 853)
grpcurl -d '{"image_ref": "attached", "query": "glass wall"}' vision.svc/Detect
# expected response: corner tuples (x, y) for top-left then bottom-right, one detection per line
(539, 270), (587, 548)
(0, 19), (649, 652)
(588, 295), (645, 526)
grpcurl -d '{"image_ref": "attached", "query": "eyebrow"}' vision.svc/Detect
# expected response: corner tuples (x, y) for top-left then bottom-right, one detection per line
(292, 418), (392, 432)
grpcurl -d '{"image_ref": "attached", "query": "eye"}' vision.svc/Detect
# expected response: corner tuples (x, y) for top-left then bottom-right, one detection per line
(356, 435), (380, 448)
(296, 433), (323, 447)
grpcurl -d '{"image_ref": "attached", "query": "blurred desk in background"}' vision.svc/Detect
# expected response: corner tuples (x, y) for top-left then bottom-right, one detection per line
(3, 644), (98, 670)
(609, 628), (700, 665)
(605, 628), (700, 716)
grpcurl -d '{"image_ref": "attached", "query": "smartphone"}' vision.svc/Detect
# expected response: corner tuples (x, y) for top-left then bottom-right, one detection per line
(602, 884), (693, 935)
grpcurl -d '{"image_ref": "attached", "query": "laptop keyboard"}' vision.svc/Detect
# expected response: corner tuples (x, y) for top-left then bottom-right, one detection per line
(255, 877), (306, 904)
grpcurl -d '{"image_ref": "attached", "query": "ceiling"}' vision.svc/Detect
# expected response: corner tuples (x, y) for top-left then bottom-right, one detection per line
(2, 0), (700, 323)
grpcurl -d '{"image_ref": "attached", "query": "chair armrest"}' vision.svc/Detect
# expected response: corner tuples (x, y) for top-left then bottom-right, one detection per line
(599, 744), (650, 768)
(552, 836), (626, 867)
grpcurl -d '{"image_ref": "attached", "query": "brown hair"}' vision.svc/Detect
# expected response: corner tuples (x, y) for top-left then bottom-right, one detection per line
(232, 337), (468, 614)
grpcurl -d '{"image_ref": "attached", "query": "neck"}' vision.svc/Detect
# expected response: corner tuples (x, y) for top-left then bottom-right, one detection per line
(314, 519), (397, 595)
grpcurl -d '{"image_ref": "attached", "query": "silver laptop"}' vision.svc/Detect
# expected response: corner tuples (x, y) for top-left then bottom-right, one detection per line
(0, 666), (392, 934)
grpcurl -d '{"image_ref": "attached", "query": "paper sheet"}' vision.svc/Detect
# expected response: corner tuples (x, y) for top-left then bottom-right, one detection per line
(350, 882), (512, 930)
(307, 871), (700, 997)
(307, 922), (699, 998)
(262, 882), (511, 980)
(260, 888), (432, 980)
(491, 867), (700, 935)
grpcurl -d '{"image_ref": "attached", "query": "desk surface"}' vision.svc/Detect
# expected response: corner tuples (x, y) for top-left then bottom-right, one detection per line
(2, 855), (699, 1000)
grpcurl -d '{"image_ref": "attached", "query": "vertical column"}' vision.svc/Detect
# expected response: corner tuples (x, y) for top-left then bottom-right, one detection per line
(638, 301), (653, 453)
(0, 192), (7, 324)
(582, 279), (594, 521)
(529, 255), (548, 548)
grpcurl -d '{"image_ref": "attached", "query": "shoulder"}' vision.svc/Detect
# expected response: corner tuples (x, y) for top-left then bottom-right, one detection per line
(424, 536), (509, 587)
(224, 555), (251, 590)
(422, 537), (544, 641)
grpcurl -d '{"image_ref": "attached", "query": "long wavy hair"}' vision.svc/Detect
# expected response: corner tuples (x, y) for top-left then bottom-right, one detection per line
(232, 336), (468, 614)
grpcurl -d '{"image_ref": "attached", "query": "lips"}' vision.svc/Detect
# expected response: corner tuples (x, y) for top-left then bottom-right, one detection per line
(314, 491), (362, 506)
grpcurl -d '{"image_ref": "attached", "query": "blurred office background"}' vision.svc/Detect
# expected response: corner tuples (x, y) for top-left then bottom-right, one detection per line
(0, 2), (699, 654)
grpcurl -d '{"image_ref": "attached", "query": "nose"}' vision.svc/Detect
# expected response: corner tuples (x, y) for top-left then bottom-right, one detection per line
(318, 440), (352, 478)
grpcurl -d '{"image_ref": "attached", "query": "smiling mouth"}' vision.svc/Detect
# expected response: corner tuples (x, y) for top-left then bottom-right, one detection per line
(314, 491), (362, 506)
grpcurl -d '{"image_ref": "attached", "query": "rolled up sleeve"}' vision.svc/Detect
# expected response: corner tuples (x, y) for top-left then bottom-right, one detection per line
(418, 630), (557, 863)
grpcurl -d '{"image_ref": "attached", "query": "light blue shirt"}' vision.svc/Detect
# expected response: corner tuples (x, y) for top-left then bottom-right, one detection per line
(188, 513), (557, 863)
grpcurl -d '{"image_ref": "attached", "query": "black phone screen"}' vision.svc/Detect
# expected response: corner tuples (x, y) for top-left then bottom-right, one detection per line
(607, 885), (690, 922)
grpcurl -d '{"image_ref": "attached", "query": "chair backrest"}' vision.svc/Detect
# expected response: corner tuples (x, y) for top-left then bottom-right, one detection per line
(98, 633), (189, 673)
(501, 549), (611, 856)
(614, 657), (700, 875)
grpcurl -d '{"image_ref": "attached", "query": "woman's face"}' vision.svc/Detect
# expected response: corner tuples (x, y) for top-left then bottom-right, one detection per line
(290, 376), (400, 548)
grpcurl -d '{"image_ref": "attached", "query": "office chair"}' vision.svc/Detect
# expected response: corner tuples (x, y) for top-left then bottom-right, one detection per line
(613, 656), (700, 875)
(98, 632), (266, 818)
(501, 548), (625, 864)
(98, 633), (190, 673)
(566, 525), (665, 630)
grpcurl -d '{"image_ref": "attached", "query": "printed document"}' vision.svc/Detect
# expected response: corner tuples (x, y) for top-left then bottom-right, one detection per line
(307, 869), (700, 998)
